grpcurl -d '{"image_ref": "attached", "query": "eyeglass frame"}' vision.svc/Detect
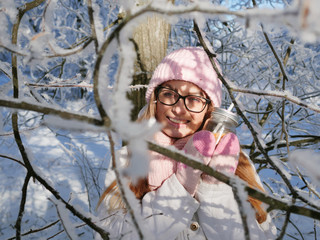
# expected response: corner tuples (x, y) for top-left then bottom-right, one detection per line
(155, 86), (211, 113)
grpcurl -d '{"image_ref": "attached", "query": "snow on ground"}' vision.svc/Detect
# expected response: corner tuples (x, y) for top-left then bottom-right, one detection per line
(0, 123), (120, 239)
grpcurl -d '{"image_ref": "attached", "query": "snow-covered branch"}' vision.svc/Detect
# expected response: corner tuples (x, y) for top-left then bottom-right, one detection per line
(231, 87), (320, 114)
(0, 97), (106, 128)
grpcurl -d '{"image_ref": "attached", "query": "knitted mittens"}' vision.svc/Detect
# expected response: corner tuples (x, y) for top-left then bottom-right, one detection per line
(202, 132), (240, 184)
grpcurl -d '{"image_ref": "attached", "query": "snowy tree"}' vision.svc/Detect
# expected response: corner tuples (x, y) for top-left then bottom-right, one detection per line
(0, 0), (319, 239)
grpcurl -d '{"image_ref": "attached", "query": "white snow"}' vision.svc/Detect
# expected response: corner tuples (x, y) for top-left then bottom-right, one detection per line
(289, 149), (320, 186)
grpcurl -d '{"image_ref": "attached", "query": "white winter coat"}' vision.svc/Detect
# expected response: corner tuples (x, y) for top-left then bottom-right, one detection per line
(95, 147), (277, 240)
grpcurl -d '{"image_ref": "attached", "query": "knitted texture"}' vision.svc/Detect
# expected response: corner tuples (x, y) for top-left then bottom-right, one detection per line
(176, 130), (216, 196)
(173, 135), (191, 150)
(145, 47), (222, 107)
(202, 132), (240, 184)
(148, 131), (177, 190)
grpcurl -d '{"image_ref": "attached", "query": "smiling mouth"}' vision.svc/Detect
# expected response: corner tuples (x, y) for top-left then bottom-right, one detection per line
(168, 117), (189, 124)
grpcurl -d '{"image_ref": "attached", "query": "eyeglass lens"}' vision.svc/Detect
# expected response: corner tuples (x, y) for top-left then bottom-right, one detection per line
(157, 88), (207, 112)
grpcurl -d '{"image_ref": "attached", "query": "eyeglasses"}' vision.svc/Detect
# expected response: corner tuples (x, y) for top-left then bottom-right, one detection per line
(156, 87), (210, 113)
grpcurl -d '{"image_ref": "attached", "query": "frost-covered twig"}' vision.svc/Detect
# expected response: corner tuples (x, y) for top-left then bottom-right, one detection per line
(261, 24), (289, 82)
(107, 130), (144, 239)
(26, 83), (94, 88)
(256, 37), (295, 129)
(143, 2), (299, 22)
(231, 180), (250, 240)
(11, 0), (46, 85)
(87, 0), (99, 52)
(25, 82), (148, 90)
(50, 198), (78, 240)
(105, 29), (147, 236)
(276, 211), (291, 240)
(46, 38), (94, 58)
(7, 219), (60, 240)
(0, 37), (92, 58)
(276, 198), (295, 240)
(245, 136), (320, 159)
(230, 87), (320, 114)
(46, 219), (98, 240)
(259, 22), (292, 152)
(0, 42), (27, 56)
(0, 97), (105, 127)
(296, 168), (320, 199)
(252, 0), (290, 84)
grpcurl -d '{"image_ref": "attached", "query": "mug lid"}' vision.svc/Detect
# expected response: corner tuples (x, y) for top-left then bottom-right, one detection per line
(211, 107), (239, 126)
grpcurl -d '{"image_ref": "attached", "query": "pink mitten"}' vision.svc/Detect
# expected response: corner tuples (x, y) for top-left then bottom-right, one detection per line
(148, 131), (177, 190)
(176, 130), (216, 196)
(202, 132), (240, 184)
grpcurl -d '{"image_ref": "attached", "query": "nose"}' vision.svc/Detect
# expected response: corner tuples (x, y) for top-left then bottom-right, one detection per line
(172, 98), (187, 114)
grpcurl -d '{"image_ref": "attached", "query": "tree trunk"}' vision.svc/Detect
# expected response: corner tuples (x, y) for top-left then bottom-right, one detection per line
(129, 10), (172, 120)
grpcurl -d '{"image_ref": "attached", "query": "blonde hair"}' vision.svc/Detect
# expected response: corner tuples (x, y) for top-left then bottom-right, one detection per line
(137, 91), (157, 122)
(235, 151), (267, 224)
(98, 91), (267, 223)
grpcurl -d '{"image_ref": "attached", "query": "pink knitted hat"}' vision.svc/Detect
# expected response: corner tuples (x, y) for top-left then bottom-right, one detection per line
(145, 47), (222, 107)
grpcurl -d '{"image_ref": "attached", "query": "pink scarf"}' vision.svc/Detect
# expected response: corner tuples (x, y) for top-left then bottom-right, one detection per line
(148, 131), (190, 190)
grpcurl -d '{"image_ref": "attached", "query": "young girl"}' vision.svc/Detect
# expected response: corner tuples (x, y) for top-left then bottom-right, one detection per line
(95, 47), (277, 239)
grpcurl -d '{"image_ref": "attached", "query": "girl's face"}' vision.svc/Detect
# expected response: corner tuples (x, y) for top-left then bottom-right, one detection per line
(155, 80), (209, 138)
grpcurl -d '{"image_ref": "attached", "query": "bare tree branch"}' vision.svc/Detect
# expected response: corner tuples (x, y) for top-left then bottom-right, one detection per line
(0, 154), (25, 167)
(0, 97), (105, 127)
(87, 0), (99, 52)
(50, 198), (77, 240)
(6, 219), (60, 240)
(230, 87), (320, 114)
(14, 172), (31, 240)
(231, 180), (251, 240)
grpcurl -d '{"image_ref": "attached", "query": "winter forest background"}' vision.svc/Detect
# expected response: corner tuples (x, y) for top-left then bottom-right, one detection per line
(0, 0), (320, 239)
